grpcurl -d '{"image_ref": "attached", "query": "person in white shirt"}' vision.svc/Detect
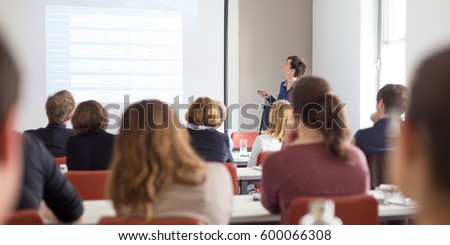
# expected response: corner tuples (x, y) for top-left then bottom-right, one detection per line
(248, 100), (293, 167)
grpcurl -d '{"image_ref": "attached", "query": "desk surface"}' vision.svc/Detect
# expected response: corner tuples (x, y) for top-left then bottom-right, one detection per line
(79, 194), (416, 225)
(232, 152), (250, 167)
(232, 195), (417, 224)
(236, 167), (262, 181)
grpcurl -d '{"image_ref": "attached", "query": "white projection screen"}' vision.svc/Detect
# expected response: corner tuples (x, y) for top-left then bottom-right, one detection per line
(0, 0), (225, 132)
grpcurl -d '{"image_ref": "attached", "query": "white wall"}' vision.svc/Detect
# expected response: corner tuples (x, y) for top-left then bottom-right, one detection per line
(313, 0), (361, 135)
(239, 0), (312, 132)
(313, 0), (379, 134)
(406, 0), (450, 80)
(360, 0), (379, 129)
(0, 1), (46, 131)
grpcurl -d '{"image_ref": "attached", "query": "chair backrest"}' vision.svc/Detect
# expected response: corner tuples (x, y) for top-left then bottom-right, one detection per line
(287, 194), (378, 225)
(224, 162), (239, 195)
(231, 132), (259, 149)
(367, 153), (388, 189)
(254, 151), (274, 192)
(6, 210), (43, 225)
(66, 170), (110, 200)
(98, 216), (204, 225)
(256, 151), (274, 166)
(54, 156), (67, 165)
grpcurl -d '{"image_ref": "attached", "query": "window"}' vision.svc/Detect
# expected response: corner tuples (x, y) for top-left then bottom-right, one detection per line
(379, 0), (406, 87)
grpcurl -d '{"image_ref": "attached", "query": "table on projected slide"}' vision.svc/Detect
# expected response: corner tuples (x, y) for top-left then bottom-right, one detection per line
(232, 152), (250, 167)
(78, 195), (417, 225)
(236, 167), (262, 195)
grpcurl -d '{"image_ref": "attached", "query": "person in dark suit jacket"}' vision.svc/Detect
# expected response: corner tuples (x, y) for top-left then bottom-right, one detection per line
(353, 84), (409, 157)
(17, 133), (84, 223)
(185, 97), (233, 163)
(24, 90), (75, 157)
(257, 56), (307, 131)
(66, 100), (114, 171)
(257, 56), (307, 104)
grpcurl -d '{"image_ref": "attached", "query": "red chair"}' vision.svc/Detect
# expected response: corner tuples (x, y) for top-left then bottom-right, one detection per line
(256, 151), (274, 167)
(366, 153), (388, 189)
(66, 170), (110, 200)
(5, 210), (43, 225)
(231, 132), (259, 150)
(98, 216), (204, 225)
(224, 162), (239, 195)
(287, 194), (378, 225)
(254, 151), (274, 192)
(54, 156), (67, 165)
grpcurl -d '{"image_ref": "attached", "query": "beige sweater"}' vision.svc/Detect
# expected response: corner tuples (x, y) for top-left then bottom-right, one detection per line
(151, 163), (233, 225)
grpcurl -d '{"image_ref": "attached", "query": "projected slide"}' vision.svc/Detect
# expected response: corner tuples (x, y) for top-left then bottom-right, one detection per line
(46, 6), (183, 103)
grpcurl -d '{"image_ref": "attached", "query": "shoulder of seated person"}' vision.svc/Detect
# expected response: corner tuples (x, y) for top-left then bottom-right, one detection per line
(206, 162), (229, 170)
(204, 163), (230, 177)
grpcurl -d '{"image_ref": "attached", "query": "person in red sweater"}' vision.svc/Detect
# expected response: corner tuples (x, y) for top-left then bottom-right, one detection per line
(261, 76), (370, 224)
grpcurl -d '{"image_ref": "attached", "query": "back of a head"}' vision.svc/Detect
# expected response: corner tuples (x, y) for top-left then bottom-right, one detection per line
(288, 56), (307, 77)
(71, 100), (108, 135)
(214, 100), (227, 125)
(407, 48), (450, 192)
(291, 76), (350, 160)
(109, 100), (206, 220)
(185, 97), (224, 127)
(376, 84), (409, 115)
(45, 90), (75, 124)
(263, 100), (293, 141)
(0, 37), (21, 224)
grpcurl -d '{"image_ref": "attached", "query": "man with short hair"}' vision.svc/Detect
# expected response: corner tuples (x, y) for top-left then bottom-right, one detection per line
(353, 84), (409, 189)
(354, 84), (409, 156)
(25, 90), (75, 157)
(0, 36), (22, 224)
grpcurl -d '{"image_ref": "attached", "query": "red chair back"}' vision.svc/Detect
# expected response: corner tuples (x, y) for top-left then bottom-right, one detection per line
(254, 151), (274, 192)
(6, 210), (43, 225)
(287, 194), (378, 225)
(98, 216), (204, 225)
(256, 151), (274, 166)
(54, 156), (67, 165)
(66, 170), (110, 200)
(367, 153), (388, 189)
(231, 132), (259, 149)
(224, 162), (239, 195)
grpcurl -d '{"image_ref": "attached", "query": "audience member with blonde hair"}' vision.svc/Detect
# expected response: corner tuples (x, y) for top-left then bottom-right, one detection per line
(25, 90), (75, 157)
(66, 100), (114, 170)
(185, 97), (233, 163)
(247, 100), (293, 167)
(390, 48), (450, 224)
(261, 76), (369, 224)
(0, 36), (22, 224)
(109, 100), (232, 224)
